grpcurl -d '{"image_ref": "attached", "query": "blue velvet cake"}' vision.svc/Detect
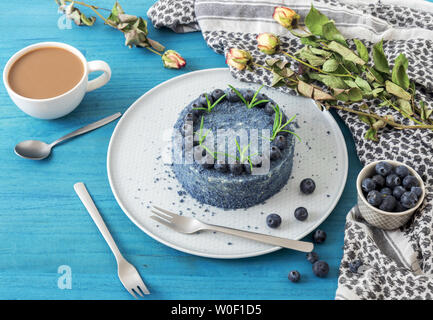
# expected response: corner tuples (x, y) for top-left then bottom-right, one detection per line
(172, 86), (296, 209)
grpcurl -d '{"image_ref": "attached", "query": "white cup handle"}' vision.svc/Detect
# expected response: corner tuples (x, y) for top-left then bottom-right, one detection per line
(86, 60), (111, 92)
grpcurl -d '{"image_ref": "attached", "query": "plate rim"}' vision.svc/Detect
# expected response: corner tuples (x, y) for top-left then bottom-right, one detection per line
(106, 67), (349, 259)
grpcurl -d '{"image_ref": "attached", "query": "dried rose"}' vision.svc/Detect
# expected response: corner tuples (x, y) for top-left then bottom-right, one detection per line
(257, 33), (280, 55)
(162, 50), (186, 69)
(225, 48), (252, 70)
(272, 6), (300, 30)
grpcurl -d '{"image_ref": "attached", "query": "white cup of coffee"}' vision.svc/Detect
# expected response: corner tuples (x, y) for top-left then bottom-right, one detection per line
(3, 42), (111, 119)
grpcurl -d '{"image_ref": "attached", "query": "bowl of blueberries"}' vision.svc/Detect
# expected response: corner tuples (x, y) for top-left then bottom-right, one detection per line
(356, 160), (425, 230)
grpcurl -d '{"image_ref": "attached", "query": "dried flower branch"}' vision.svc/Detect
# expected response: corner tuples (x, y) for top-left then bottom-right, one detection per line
(55, 0), (186, 69)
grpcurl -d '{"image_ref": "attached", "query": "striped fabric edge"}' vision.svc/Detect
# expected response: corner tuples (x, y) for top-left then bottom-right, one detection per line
(195, 0), (433, 42)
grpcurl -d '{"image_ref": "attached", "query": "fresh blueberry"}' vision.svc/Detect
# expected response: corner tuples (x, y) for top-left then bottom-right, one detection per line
(288, 270), (301, 283)
(361, 178), (376, 193)
(214, 159), (228, 172)
(411, 186), (423, 198)
(379, 195), (397, 212)
(191, 103), (204, 117)
(400, 191), (418, 209)
(181, 123), (193, 137)
(184, 112), (195, 123)
(394, 201), (406, 212)
(375, 161), (393, 176)
(250, 155), (263, 168)
(264, 102), (275, 115)
(243, 161), (252, 174)
(300, 178), (316, 194)
(372, 175), (385, 188)
(392, 186), (406, 199)
(380, 187), (392, 196)
(386, 174), (401, 188)
(270, 146), (282, 160)
(348, 260), (363, 273)
(211, 89), (225, 101)
(306, 252), (319, 264)
(255, 93), (269, 107)
(294, 207), (308, 221)
(312, 260), (329, 278)
(395, 165), (409, 178)
(312, 229), (327, 244)
(266, 213), (282, 228)
(367, 190), (383, 207)
(243, 89), (255, 102)
(198, 93), (213, 106)
(227, 88), (241, 102)
(402, 175), (419, 189)
(274, 135), (287, 150)
(229, 162), (243, 175)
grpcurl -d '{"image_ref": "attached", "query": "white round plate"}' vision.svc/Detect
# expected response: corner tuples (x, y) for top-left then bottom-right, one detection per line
(107, 68), (348, 259)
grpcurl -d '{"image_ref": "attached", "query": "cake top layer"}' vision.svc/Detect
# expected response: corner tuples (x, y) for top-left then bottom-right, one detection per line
(172, 86), (297, 176)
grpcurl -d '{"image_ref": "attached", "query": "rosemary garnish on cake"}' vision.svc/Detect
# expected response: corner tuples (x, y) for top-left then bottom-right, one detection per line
(192, 93), (227, 113)
(228, 85), (270, 109)
(270, 104), (300, 141)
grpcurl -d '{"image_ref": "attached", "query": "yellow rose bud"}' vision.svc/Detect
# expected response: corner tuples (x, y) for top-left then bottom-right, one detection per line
(257, 33), (280, 55)
(225, 48), (252, 70)
(162, 50), (186, 69)
(273, 6), (300, 30)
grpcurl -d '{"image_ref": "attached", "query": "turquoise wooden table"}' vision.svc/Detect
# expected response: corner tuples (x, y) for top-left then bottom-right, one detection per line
(0, 1), (362, 300)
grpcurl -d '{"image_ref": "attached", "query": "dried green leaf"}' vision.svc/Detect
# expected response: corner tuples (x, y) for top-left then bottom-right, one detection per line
(305, 4), (329, 36)
(147, 38), (165, 52)
(310, 47), (332, 58)
(308, 73), (348, 89)
(107, 1), (124, 25)
(355, 76), (372, 92)
(397, 99), (413, 116)
(347, 87), (363, 101)
(364, 127), (378, 141)
(385, 80), (411, 100)
(322, 59), (339, 72)
(392, 53), (409, 90)
(372, 39), (390, 74)
(322, 21), (346, 45)
(343, 79), (359, 88)
(271, 72), (284, 87)
(371, 87), (384, 98)
(300, 36), (320, 47)
(366, 66), (384, 84)
(353, 39), (369, 62)
(327, 41), (366, 66)
(313, 88), (335, 100)
(298, 48), (326, 66)
(297, 80), (314, 98)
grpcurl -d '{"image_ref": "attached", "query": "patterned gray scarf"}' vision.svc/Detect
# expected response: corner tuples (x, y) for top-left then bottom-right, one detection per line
(147, 0), (433, 299)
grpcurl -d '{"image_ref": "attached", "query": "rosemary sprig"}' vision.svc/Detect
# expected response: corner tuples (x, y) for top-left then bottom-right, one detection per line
(195, 116), (216, 157)
(234, 139), (258, 170)
(228, 85), (270, 109)
(193, 93), (227, 113)
(270, 104), (300, 141)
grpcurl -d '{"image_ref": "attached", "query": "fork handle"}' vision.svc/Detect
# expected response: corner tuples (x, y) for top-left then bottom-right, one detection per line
(74, 182), (125, 263)
(206, 224), (314, 252)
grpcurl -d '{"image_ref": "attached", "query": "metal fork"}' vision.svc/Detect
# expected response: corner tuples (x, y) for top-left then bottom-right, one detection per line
(74, 182), (150, 298)
(151, 205), (314, 252)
